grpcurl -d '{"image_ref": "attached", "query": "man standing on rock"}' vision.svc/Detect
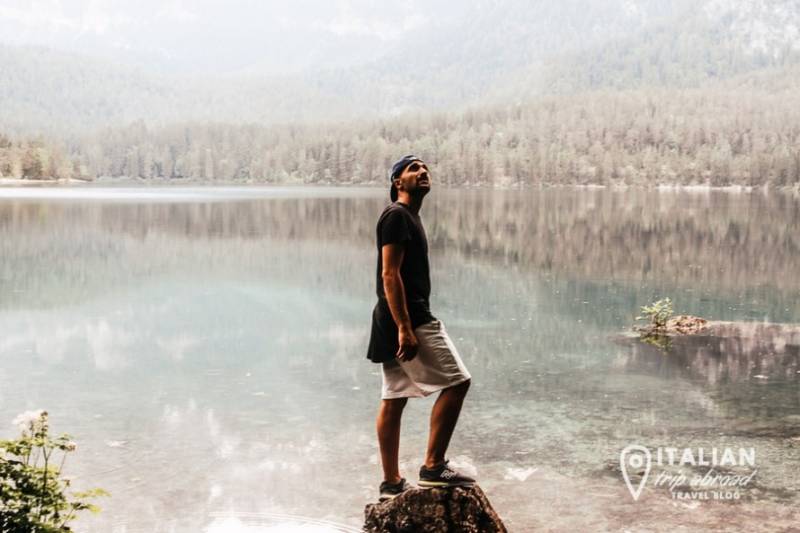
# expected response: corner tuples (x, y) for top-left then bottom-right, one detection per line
(367, 155), (474, 502)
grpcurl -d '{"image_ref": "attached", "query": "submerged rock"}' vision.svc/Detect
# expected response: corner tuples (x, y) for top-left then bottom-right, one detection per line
(364, 485), (507, 533)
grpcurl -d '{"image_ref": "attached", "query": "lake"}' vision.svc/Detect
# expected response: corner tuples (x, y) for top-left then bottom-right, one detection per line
(1, 185), (798, 532)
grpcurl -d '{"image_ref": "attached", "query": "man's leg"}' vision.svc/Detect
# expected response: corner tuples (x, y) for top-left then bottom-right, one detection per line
(424, 379), (470, 468)
(377, 397), (408, 483)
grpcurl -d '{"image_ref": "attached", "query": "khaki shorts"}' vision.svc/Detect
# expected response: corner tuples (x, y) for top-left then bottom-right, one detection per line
(381, 320), (471, 399)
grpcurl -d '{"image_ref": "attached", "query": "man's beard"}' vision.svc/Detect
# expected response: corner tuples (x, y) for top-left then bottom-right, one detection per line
(412, 184), (430, 197)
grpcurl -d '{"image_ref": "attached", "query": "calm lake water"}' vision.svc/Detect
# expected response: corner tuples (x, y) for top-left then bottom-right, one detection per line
(0, 186), (798, 532)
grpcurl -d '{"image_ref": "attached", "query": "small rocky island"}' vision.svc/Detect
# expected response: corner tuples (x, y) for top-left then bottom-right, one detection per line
(616, 301), (800, 384)
(364, 485), (507, 533)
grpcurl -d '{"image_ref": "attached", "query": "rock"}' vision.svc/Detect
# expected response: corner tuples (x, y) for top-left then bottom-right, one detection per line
(635, 315), (709, 336)
(364, 485), (507, 533)
(665, 315), (708, 335)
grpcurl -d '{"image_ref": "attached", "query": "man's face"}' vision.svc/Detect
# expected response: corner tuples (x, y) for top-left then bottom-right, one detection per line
(396, 160), (431, 198)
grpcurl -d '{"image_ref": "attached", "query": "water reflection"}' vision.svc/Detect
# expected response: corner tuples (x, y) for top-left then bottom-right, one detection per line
(2, 188), (798, 313)
(205, 513), (361, 532)
(615, 322), (800, 384)
(0, 186), (798, 532)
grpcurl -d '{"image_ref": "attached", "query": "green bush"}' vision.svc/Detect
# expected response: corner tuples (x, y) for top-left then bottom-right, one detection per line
(636, 297), (674, 331)
(0, 410), (108, 532)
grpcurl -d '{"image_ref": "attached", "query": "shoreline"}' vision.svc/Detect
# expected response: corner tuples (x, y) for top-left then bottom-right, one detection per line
(1, 177), (798, 195)
(0, 177), (93, 186)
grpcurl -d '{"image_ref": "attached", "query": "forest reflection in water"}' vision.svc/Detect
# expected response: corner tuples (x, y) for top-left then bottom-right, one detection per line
(0, 186), (798, 532)
(2, 186), (799, 303)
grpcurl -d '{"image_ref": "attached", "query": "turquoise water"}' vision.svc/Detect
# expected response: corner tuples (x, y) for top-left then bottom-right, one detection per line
(0, 186), (798, 532)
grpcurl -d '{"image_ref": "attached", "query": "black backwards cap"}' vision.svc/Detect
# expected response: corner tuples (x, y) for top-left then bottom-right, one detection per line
(388, 155), (422, 202)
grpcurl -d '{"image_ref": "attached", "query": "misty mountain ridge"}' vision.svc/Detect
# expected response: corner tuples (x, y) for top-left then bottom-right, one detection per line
(705, 0), (800, 58)
(1, 0), (799, 139)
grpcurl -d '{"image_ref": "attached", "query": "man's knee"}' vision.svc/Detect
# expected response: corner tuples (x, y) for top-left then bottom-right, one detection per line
(449, 378), (471, 396)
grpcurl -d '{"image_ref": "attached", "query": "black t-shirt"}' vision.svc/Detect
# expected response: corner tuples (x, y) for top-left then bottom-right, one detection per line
(366, 202), (436, 363)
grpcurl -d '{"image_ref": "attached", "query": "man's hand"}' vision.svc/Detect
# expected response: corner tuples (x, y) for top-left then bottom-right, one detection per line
(396, 327), (419, 362)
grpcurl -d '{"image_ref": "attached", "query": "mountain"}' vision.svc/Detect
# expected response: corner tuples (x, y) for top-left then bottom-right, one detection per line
(325, 0), (696, 112)
(530, 0), (800, 94)
(0, 46), (366, 138)
(0, 1), (447, 76)
(0, 46), (180, 137)
(1, 0), (799, 138)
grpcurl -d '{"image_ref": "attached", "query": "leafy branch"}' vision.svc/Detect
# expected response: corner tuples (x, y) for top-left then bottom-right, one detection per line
(635, 297), (674, 332)
(0, 411), (108, 532)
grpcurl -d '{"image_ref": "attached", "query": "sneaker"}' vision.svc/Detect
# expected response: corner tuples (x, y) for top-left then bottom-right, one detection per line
(379, 477), (413, 502)
(418, 459), (476, 488)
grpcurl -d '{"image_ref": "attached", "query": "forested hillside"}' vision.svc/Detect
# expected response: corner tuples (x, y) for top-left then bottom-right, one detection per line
(1, 0), (799, 185)
(536, 1), (800, 94)
(0, 46), (362, 139)
(3, 79), (799, 186)
(65, 82), (800, 187)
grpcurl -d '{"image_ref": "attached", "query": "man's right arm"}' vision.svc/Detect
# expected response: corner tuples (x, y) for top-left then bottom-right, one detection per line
(382, 243), (418, 361)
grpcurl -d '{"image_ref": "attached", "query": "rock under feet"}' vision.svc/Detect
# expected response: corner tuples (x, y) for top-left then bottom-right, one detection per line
(364, 484), (507, 533)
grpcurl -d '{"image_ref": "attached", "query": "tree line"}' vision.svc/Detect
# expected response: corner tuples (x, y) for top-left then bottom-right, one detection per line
(3, 85), (799, 187)
(0, 134), (81, 180)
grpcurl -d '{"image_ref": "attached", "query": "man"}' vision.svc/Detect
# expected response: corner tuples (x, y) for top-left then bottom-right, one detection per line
(366, 154), (474, 502)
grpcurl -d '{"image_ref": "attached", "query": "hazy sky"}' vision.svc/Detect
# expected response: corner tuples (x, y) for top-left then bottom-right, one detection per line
(0, 0), (468, 75)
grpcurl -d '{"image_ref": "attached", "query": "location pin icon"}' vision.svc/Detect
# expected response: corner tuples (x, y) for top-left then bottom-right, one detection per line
(620, 444), (651, 501)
